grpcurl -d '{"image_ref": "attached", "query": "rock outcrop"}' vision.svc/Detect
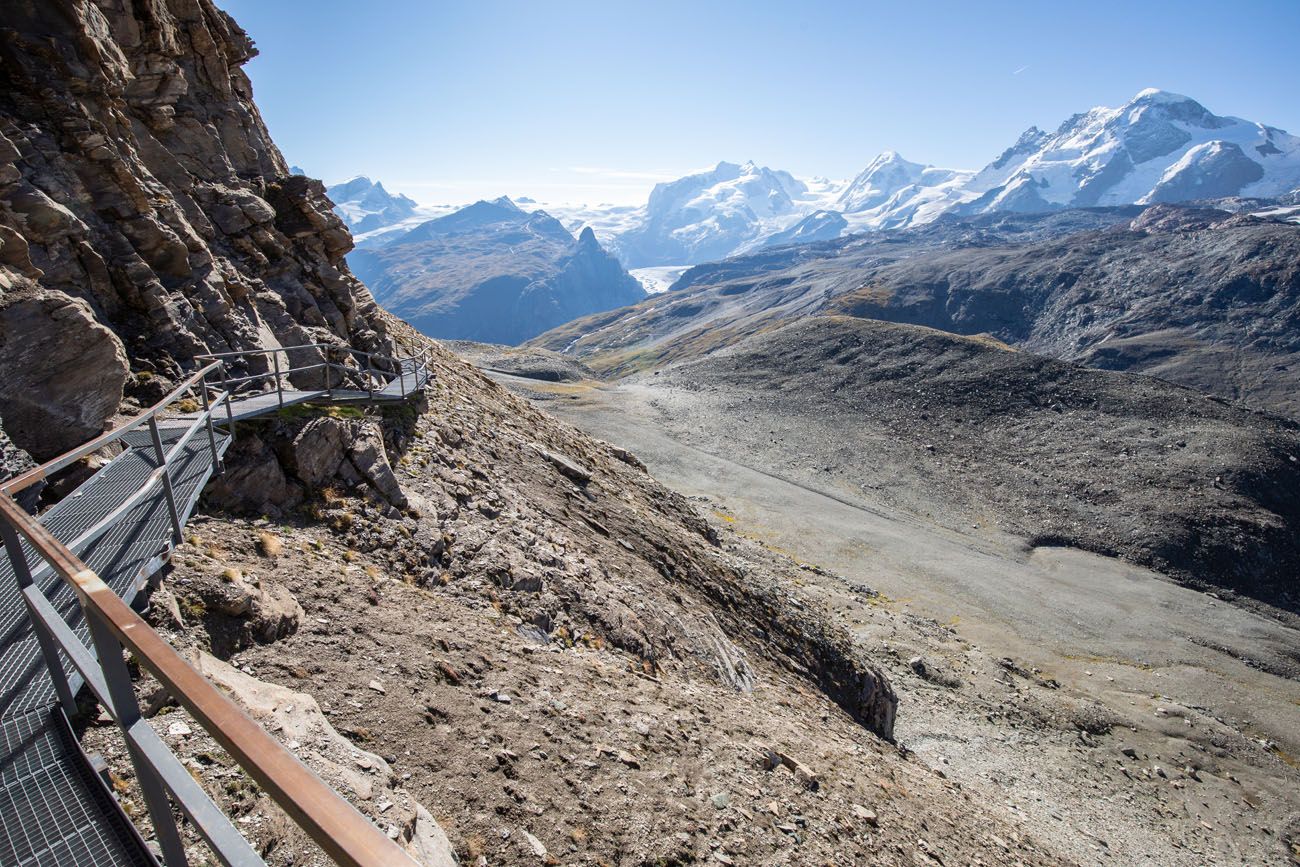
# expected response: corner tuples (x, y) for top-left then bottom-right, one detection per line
(0, 0), (393, 458)
(205, 413), (412, 515)
(0, 290), (128, 459)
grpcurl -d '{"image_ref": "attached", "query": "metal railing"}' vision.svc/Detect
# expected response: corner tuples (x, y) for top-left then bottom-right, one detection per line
(196, 343), (431, 410)
(0, 363), (421, 866)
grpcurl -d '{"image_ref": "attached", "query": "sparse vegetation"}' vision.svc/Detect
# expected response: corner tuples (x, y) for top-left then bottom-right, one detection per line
(256, 530), (282, 558)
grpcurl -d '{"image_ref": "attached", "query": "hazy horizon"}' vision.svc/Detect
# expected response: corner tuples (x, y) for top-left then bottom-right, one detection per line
(222, 0), (1300, 207)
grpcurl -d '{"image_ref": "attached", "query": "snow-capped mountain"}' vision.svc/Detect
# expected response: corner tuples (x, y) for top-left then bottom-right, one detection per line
(335, 90), (1300, 275)
(348, 197), (645, 344)
(759, 210), (847, 249)
(958, 89), (1300, 214)
(834, 151), (973, 232)
(608, 161), (842, 267)
(326, 176), (421, 234)
(837, 151), (969, 213)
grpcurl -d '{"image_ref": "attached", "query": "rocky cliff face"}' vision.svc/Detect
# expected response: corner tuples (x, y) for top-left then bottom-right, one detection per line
(0, 0), (393, 462)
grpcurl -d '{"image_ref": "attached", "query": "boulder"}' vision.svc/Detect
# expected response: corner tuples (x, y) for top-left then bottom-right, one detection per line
(404, 804), (458, 867)
(204, 433), (303, 515)
(0, 291), (128, 460)
(347, 422), (407, 507)
(289, 417), (351, 488)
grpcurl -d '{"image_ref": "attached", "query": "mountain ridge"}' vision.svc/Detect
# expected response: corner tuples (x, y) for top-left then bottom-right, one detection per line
(357, 89), (1300, 268)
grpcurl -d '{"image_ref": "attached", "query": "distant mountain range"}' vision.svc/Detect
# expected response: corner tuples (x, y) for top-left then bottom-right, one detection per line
(328, 89), (1300, 270)
(530, 203), (1300, 418)
(346, 197), (645, 345)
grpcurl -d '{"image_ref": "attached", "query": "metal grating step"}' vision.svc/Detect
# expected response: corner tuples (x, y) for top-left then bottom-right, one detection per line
(0, 709), (155, 867)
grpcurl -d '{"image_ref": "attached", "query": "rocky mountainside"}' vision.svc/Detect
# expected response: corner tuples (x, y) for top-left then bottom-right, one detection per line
(132, 320), (1105, 866)
(348, 198), (646, 344)
(531, 204), (1300, 418)
(0, 3), (1046, 864)
(0, 0), (394, 464)
(326, 175), (419, 234)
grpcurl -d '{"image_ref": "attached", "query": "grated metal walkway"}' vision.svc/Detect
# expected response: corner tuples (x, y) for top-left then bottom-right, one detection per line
(207, 364), (432, 424)
(0, 357), (431, 866)
(0, 425), (230, 865)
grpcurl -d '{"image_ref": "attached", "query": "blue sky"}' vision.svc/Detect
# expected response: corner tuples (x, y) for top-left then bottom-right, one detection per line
(221, 0), (1300, 206)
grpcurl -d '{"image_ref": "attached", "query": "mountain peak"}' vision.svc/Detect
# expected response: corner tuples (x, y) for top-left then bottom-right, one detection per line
(1129, 87), (1197, 106)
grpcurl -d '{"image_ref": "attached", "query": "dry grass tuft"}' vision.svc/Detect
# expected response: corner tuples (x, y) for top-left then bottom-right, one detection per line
(256, 530), (282, 558)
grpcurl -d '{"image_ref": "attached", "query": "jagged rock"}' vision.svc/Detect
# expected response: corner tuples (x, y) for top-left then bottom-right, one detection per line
(0, 410), (41, 511)
(530, 443), (592, 485)
(348, 422), (408, 508)
(204, 432), (303, 515)
(197, 570), (303, 646)
(0, 0), (397, 457)
(290, 417), (352, 488)
(0, 292), (128, 460)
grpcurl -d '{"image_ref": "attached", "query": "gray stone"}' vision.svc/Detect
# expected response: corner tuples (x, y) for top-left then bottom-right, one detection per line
(290, 417), (351, 488)
(404, 803), (459, 867)
(348, 422), (407, 507)
(530, 443), (592, 485)
(0, 292), (128, 459)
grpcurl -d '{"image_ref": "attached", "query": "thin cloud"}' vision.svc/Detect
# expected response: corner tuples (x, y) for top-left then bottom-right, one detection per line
(1012, 64), (1030, 75)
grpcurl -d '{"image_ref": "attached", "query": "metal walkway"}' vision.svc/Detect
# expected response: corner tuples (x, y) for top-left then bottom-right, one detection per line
(0, 345), (432, 866)
(0, 425), (229, 866)
(213, 363), (432, 424)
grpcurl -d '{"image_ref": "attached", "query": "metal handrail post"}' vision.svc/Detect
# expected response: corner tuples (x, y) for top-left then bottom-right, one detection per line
(366, 357), (374, 402)
(19, 593), (79, 717)
(325, 354), (334, 399)
(1, 518), (77, 716)
(85, 609), (190, 867)
(273, 351), (284, 409)
(148, 417), (184, 545)
(199, 379), (221, 473)
(0, 514), (33, 585)
(218, 362), (235, 435)
(399, 358), (406, 398)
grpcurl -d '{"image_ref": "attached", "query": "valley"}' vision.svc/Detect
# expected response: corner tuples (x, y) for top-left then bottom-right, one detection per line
(532, 205), (1300, 418)
(476, 327), (1300, 866)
